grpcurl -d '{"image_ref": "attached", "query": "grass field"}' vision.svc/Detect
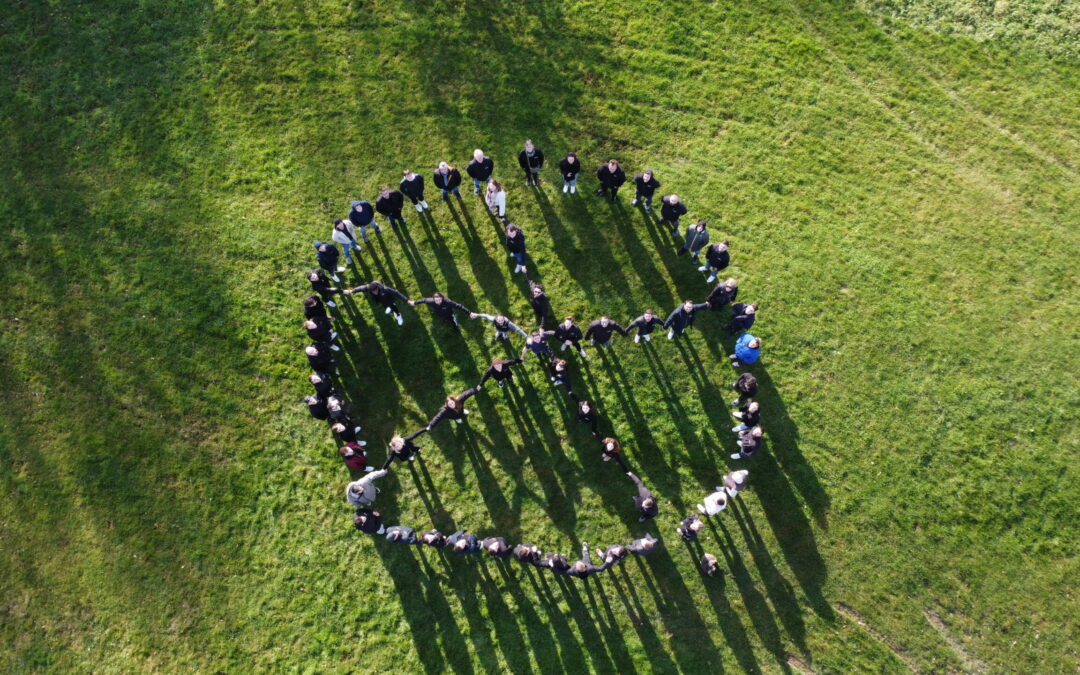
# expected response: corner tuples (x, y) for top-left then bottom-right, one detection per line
(2, 0), (1078, 672)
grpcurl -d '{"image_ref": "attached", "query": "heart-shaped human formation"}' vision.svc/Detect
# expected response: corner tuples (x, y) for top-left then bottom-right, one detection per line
(300, 146), (765, 579)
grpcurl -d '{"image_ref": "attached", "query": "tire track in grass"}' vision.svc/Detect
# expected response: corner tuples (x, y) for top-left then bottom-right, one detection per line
(834, 602), (920, 673)
(925, 608), (990, 674)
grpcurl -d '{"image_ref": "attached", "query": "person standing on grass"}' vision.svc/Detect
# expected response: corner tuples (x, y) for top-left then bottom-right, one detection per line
(730, 372), (758, 407)
(627, 472), (659, 522)
(632, 169), (661, 212)
(504, 223), (527, 275)
(386, 525), (420, 545)
(326, 395), (353, 424)
(426, 388), (480, 430)
(708, 277), (739, 311)
(343, 280), (409, 326)
(549, 358), (574, 395)
(313, 241), (344, 282)
(307, 271), (340, 307)
(723, 469), (750, 498)
(528, 280), (551, 328)
(725, 303), (758, 336)
(513, 544), (543, 566)
(731, 400), (761, 433)
(577, 399), (600, 437)
(478, 356), (524, 389)
(331, 420), (365, 446)
(447, 530), (482, 555)
(553, 316), (585, 357)
(567, 542), (609, 579)
(303, 294), (330, 320)
(340, 442), (370, 472)
(677, 513), (705, 541)
(482, 537), (512, 559)
(659, 194), (688, 235)
(308, 372), (335, 398)
(596, 543), (629, 568)
(680, 220), (709, 261)
(305, 343), (335, 372)
(353, 509), (384, 534)
(664, 299), (709, 340)
(584, 316), (628, 350)
(543, 552), (572, 575)
(400, 169), (429, 213)
(626, 309), (663, 344)
(347, 199), (382, 244)
(629, 533), (658, 556)
(409, 291), (472, 330)
(421, 530), (448, 548)
(731, 426), (764, 460)
(595, 158), (626, 202)
(485, 179), (507, 222)
(433, 161), (462, 201)
(332, 218), (362, 265)
(304, 394), (329, 421)
(304, 316), (337, 345)
(730, 334), (761, 368)
(346, 469), (388, 508)
(375, 186), (407, 228)
(517, 139), (545, 186)
(382, 429), (426, 469)
(700, 241), (730, 282)
(600, 437), (630, 471)
(558, 151), (581, 193)
(697, 487), (729, 516)
(466, 148), (494, 195)
(471, 311), (527, 342)
(521, 328), (556, 361)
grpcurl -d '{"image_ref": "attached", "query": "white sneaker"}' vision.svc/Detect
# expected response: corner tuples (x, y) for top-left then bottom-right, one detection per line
(384, 307), (392, 314)
(570, 185), (576, 194)
(668, 329), (675, 340)
(634, 334), (640, 344)
(396, 314), (404, 326)
(415, 203), (423, 213)
(455, 418), (463, 424)
(355, 426), (362, 433)
(357, 439), (367, 445)
(732, 412), (743, 419)
(580, 350), (587, 358)
(420, 200), (429, 209)
(514, 265), (521, 273)
(707, 275), (716, 283)
(331, 275), (340, 282)
(644, 334), (651, 342)
(731, 425), (744, 433)
(561, 343), (567, 351)
(327, 301), (337, 308)
(630, 199), (638, 206)
(364, 466), (375, 472)
(563, 184), (568, 193)
(697, 265), (709, 272)
(519, 266), (526, 274)
(337, 266), (346, 273)
(330, 331), (338, 340)
(331, 345), (340, 351)
(730, 453), (742, 460)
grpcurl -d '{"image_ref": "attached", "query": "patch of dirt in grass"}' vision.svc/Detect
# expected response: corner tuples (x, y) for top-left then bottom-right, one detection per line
(835, 601), (919, 672)
(925, 608), (990, 674)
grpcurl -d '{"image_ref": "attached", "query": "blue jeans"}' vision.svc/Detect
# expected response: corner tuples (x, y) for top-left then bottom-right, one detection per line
(511, 252), (525, 267)
(386, 214), (406, 227)
(634, 189), (653, 207)
(563, 176), (577, 189)
(473, 178), (488, 192)
(357, 221), (381, 243)
(681, 244), (704, 260)
(341, 239), (361, 263)
(441, 186), (461, 199)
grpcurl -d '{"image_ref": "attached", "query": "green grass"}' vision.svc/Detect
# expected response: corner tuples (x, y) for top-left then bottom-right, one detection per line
(2, 0), (1078, 672)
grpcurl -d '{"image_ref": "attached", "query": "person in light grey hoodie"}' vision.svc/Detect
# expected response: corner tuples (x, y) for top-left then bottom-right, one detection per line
(346, 469), (388, 508)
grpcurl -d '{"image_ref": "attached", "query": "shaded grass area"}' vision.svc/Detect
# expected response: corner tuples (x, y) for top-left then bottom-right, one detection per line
(1, 0), (1078, 671)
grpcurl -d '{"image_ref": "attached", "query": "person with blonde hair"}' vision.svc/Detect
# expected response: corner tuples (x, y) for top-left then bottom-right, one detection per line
(381, 429), (427, 469)
(485, 178), (507, 221)
(466, 148), (494, 194)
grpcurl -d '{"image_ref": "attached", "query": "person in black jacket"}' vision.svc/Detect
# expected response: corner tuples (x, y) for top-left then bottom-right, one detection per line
(504, 223), (527, 275)
(375, 187), (406, 227)
(471, 311), (527, 342)
(677, 514), (704, 542)
(725, 303), (758, 335)
(730, 372), (758, 407)
(517, 139), (545, 186)
(577, 399), (600, 436)
(629, 533), (658, 556)
(382, 429), (427, 469)
(558, 152), (581, 193)
(549, 358), (573, 396)
(731, 400), (761, 432)
(303, 317), (337, 346)
(595, 543), (629, 567)
(478, 357), (524, 389)
(595, 159), (626, 202)
(433, 161), (462, 201)
(631, 169), (661, 211)
(567, 542), (609, 579)
(627, 309), (663, 344)
(447, 530), (481, 554)
(344, 280), (409, 326)
(627, 472), (659, 522)
(409, 292), (471, 329)
(307, 271), (340, 308)
(466, 149), (495, 195)
(521, 329), (555, 361)
(707, 278), (739, 311)
(512, 543), (543, 566)
(700, 241), (730, 283)
(421, 530), (447, 548)
(528, 280), (551, 328)
(308, 372), (334, 397)
(543, 552), (571, 575)
(427, 387), (479, 430)
(664, 300), (709, 340)
(731, 425), (764, 460)
(353, 509), (385, 535)
(386, 525), (420, 545)
(400, 169), (429, 212)
(659, 194), (688, 235)
(313, 241), (343, 282)
(331, 420), (364, 445)
(584, 316), (627, 350)
(326, 395), (351, 424)
(304, 394), (329, 421)
(482, 537), (512, 559)
(553, 316), (585, 357)
(600, 437), (630, 471)
(303, 294), (329, 319)
(305, 343), (335, 372)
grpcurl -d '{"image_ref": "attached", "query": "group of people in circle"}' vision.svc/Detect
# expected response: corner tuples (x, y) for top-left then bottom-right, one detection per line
(300, 140), (769, 578)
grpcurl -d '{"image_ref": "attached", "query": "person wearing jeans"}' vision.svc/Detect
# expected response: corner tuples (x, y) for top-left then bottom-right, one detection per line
(558, 152), (581, 193)
(332, 219), (361, 264)
(466, 148), (494, 195)
(632, 170), (661, 211)
(680, 220), (709, 261)
(375, 187), (407, 227)
(505, 223), (527, 274)
(347, 200), (381, 243)
(433, 161), (462, 200)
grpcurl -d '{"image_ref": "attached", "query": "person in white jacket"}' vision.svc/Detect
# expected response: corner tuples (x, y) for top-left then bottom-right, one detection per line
(697, 486), (729, 516)
(346, 469), (387, 508)
(332, 219), (361, 265)
(486, 179), (507, 222)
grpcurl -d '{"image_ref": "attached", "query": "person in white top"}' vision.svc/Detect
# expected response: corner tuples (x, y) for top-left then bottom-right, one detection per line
(697, 486), (729, 515)
(331, 219), (361, 265)
(486, 179), (507, 222)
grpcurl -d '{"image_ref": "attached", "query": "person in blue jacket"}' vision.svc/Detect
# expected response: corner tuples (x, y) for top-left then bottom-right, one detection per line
(347, 200), (382, 243)
(730, 334), (761, 368)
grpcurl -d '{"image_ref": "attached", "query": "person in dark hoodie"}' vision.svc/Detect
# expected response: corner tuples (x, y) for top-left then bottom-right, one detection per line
(553, 316), (585, 357)
(566, 542), (609, 579)
(517, 139), (545, 186)
(584, 316), (628, 350)
(381, 429), (427, 469)
(680, 220), (709, 261)
(730, 372), (758, 407)
(528, 280), (551, 328)
(595, 159), (626, 202)
(543, 552), (571, 575)
(347, 199), (382, 243)
(375, 186), (406, 228)
(307, 271), (340, 308)
(478, 357), (524, 389)
(731, 425), (765, 460)
(303, 294), (328, 320)
(481, 537), (512, 559)
(409, 291), (472, 330)
(433, 161), (462, 201)
(577, 399), (600, 437)
(471, 311), (528, 342)
(303, 316), (337, 345)
(549, 358), (574, 396)
(725, 303), (758, 335)
(558, 151), (581, 193)
(421, 530), (448, 548)
(304, 394), (329, 421)
(399, 169), (429, 213)
(627, 309), (664, 344)
(313, 241), (343, 282)
(385, 525), (420, 545)
(676, 514), (705, 542)
(659, 194), (688, 235)
(600, 437), (630, 471)
(353, 509), (384, 535)
(707, 277), (739, 311)
(627, 471), (659, 522)
(521, 329), (555, 361)
(305, 343), (335, 372)
(700, 241), (730, 283)
(631, 169), (661, 212)
(466, 148), (495, 195)
(447, 529), (482, 555)
(344, 280), (409, 326)
(504, 223), (527, 275)
(664, 299), (709, 340)
(426, 388), (479, 430)
(512, 543), (543, 566)
(595, 543), (629, 567)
